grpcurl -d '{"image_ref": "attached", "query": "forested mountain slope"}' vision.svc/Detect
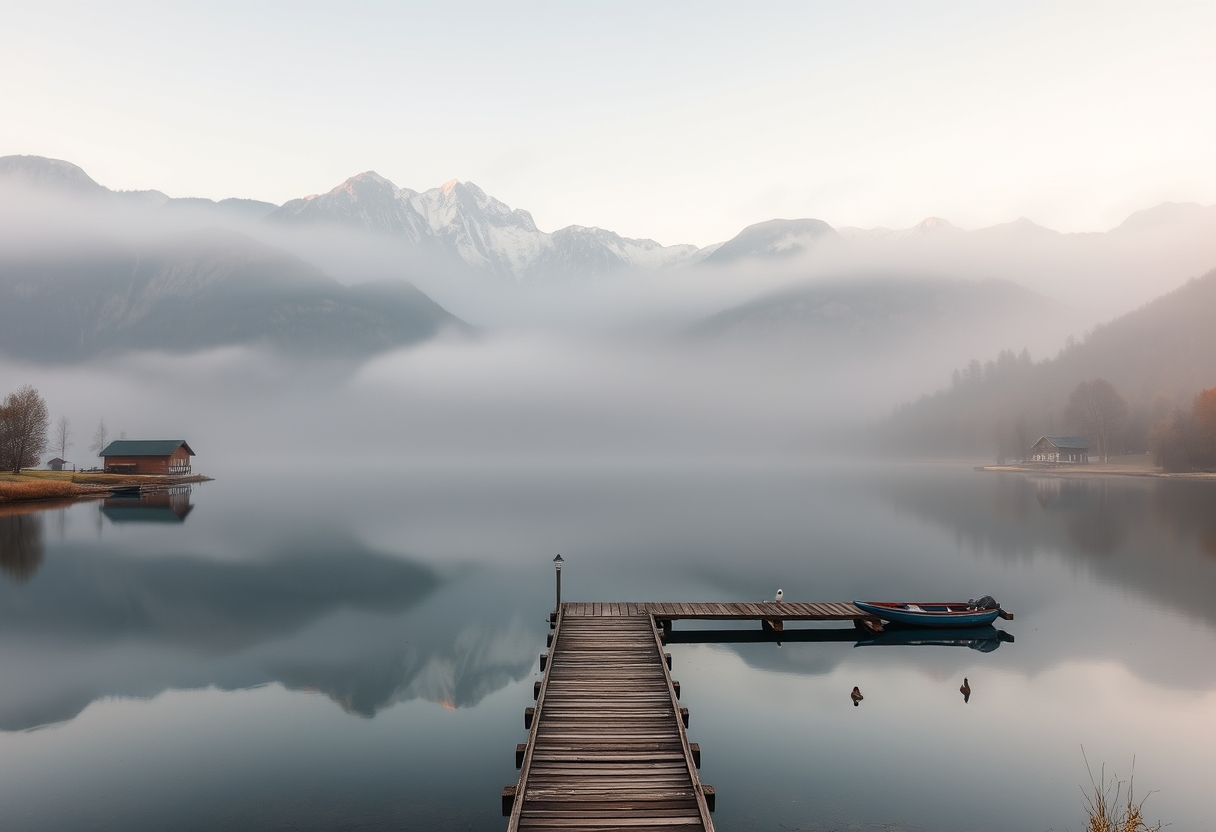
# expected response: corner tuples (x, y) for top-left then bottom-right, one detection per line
(0, 229), (464, 361)
(883, 267), (1216, 456)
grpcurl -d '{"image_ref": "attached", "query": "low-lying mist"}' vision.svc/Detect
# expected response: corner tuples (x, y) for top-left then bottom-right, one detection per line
(0, 310), (1059, 471)
(0, 336), (847, 470)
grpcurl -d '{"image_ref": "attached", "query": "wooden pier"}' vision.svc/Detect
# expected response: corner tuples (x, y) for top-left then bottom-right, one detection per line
(503, 600), (888, 829)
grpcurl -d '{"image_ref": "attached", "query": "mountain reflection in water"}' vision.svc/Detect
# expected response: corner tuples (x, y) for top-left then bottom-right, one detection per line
(0, 521), (536, 730)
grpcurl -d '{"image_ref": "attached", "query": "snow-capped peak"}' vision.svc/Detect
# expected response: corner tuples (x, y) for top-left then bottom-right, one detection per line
(268, 171), (701, 281)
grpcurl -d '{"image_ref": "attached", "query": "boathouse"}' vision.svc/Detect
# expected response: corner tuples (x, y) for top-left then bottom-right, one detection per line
(47, 457), (68, 471)
(99, 440), (195, 475)
(1028, 436), (1089, 464)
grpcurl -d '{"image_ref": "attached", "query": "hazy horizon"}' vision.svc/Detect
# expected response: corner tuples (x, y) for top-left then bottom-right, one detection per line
(3, 3), (1214, 246)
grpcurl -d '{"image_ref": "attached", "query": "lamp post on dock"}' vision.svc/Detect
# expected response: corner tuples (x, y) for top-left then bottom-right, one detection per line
(553, 554), (563, 612)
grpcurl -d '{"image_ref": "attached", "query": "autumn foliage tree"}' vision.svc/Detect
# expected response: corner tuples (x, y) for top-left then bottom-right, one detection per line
(1151, 386), (1216, 471)
(0, 385), (51, 473)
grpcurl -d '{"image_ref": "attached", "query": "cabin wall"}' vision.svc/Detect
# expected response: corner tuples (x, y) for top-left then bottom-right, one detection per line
(168, 447), (192, 473)
(104, 455), (170, 474)
(1028, 447), (1089, 464)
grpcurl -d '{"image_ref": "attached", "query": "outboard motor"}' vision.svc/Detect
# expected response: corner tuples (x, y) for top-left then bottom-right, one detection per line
(968, 595), (999, 610)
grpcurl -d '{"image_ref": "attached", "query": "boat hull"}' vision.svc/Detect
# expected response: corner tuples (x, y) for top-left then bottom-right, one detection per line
(853, 600), (1002, 628)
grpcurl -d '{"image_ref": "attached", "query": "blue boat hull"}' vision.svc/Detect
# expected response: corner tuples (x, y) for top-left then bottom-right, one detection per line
(853, 600), (1002, 628)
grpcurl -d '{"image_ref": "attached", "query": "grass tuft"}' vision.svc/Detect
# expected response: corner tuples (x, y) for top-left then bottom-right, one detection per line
(1082, 751), (1163, 832)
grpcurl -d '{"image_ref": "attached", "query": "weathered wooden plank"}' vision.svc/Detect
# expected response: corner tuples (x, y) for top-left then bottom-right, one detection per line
(627, 600), (875, 621)
(508, 608), (714, 832)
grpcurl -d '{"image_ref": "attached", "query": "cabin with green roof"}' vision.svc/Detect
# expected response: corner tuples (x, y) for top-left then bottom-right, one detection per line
(1029, 436), (1089, 464)
(99, 440), (194, 475)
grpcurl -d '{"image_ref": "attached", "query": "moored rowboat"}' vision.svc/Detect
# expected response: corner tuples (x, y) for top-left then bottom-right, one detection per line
(853, 600), (1004, 628)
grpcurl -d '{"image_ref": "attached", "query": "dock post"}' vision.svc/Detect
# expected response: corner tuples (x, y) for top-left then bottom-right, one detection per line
(553, 554), (563, 611)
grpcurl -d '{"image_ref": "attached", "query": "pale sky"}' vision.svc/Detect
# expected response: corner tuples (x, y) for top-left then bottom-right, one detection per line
(2, 1), (1213, 246)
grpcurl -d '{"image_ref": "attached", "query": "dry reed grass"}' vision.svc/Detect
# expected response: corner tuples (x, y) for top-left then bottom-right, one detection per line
(0, 478), (87, 502)
(1082, 752), (1163, 832)
(5, 470), (195, 486)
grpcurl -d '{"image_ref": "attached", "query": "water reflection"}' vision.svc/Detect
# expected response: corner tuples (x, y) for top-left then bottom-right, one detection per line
(1152, 480), (1216, 557)
(0, 465), (1214, 830)
(0, 527), (537, 730)
(101, 486), (194, 523)
(881, 471), (1216, 626)
(667, 624), (1012, 651)
(0, 513), (43, 581)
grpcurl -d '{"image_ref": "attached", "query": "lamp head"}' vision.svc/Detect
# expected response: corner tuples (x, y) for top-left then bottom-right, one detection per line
(553, 554), (563, 571)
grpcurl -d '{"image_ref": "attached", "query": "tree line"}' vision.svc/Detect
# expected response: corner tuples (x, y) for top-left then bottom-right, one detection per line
(989, 377), (1130, 464)
(0, 384), (113, 473)
(883, 268), (1216, 461)
(988, 376), (1216, 471)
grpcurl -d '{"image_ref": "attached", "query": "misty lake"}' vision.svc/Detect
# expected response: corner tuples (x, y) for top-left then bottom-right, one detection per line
(1, 461), (1213, 831)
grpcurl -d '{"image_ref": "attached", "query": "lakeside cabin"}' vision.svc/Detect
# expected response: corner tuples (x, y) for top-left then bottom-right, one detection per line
(1029, 436), (1089, 464)
(99, 440), (195, 475)
(47, 457), (68, 471)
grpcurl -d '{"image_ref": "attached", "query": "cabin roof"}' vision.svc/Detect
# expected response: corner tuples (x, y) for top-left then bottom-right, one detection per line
(99, 440), (195, 457)
(47, 457), (67, 464)
(1034, 435), (1089, 450)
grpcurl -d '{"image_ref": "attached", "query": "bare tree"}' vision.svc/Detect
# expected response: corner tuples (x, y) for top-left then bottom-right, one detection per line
(0, 385), (51, 473)
(1065, 378), (1128, 463)
(54, 416), (72, 461)
(90, 418), (109, 457)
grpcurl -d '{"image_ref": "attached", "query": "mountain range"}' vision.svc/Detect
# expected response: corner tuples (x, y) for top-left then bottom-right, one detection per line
(10, 154), (1215, 299)
(4, 154), (1216, 388)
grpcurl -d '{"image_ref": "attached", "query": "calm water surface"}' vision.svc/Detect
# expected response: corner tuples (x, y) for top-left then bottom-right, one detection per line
(1, 462), (1214, 831)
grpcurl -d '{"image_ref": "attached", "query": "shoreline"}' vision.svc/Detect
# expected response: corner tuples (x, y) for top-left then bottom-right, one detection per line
(0, 471), (213, 505)
(976, 463), (1216, 480)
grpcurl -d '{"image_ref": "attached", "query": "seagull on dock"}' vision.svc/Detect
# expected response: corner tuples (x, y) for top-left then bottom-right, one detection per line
(774, 588), (783, 603)
(850, 686), (863, 706)
(960, 678), (971, 703)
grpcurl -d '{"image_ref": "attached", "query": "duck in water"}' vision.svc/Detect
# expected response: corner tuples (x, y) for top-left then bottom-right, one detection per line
(850, 686), (863, 706)
(960, 677), (971, 703)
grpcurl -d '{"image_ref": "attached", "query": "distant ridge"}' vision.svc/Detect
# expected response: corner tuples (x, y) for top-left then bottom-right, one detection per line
(688, 276), (1046, 345)
(0, 154), (278, 220)
(698, 218), (839, 265)
(0, 228), (465, 361)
